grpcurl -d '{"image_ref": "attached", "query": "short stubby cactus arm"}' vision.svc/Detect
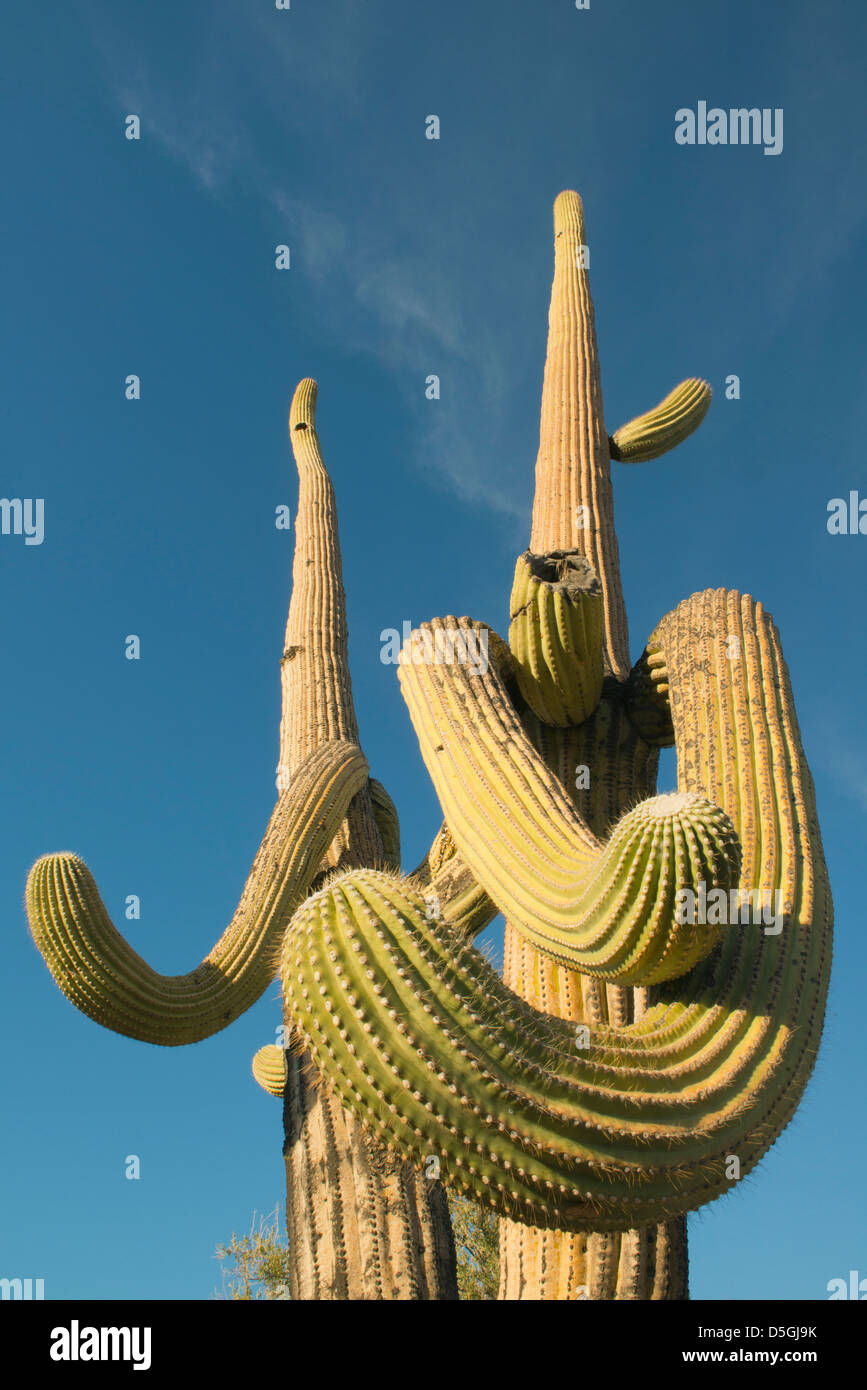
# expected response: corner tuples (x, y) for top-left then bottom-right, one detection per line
(25, 741), (369, 1046)
(253, 1044), (288, 1097)
(508, 550), (604, 727)
(608, 379), (711, 464)
(397, 617), (741, 984)
(284, 589), (832, 1230)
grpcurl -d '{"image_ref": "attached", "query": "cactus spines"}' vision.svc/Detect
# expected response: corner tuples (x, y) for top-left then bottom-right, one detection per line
(509, 1218), (686, 1301)
(25, 741), (369, 1045)
(508, 550), (604, 727)
(608, 379), (712, 464)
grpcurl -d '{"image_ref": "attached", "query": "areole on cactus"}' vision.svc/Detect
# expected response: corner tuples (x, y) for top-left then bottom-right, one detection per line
(24, 189), (832, 1300)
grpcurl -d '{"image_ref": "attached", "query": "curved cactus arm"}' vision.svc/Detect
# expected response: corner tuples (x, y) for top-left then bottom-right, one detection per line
(608, 379), (711, 464)
(253, 1044), (288, 1097)
(508, 551), (604, 727)
(25, 742), (369, 1045)
(286, 865), (714, 1233)
(397, 617), (740, 984)
(284, 592), (831, 1229)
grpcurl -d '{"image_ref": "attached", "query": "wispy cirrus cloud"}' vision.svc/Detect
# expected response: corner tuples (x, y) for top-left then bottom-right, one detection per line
(81, 0), (528, 523)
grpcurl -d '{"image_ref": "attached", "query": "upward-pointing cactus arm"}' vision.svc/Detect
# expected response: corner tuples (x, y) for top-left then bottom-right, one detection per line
(278, 380), (373, 781)
(26, 741), (369, 1045)
(280, 380), (495, 932)
(530, 192), (629, 679)
(276, 379), (463, 1302)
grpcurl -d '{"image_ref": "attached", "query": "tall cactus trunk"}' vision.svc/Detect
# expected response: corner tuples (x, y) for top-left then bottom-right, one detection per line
(498, 192), (686, 1299)
(498, 704), (688, 1300)
(279, 380), (457, 1299)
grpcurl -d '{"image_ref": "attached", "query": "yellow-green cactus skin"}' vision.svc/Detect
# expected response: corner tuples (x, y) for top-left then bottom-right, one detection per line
(253, 1044), (288, 1097)
(508, 551), (604, 726)
(609, 379), (712, 463)
(24, 188), (832, 1301)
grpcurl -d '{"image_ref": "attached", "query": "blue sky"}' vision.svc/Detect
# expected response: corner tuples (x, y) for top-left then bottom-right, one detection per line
(2, 0), (865, 1300)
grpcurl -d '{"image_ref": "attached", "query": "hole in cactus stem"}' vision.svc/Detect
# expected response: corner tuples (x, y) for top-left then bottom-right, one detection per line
(525, 549), (601, 598)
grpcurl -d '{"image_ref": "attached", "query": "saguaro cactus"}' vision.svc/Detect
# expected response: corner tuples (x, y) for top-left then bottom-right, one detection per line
(26, 372), (490, 1300)
(273, 378), (485, 1299)
(277, 191), (831, 1294)
(25, 189), (831, 1302)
